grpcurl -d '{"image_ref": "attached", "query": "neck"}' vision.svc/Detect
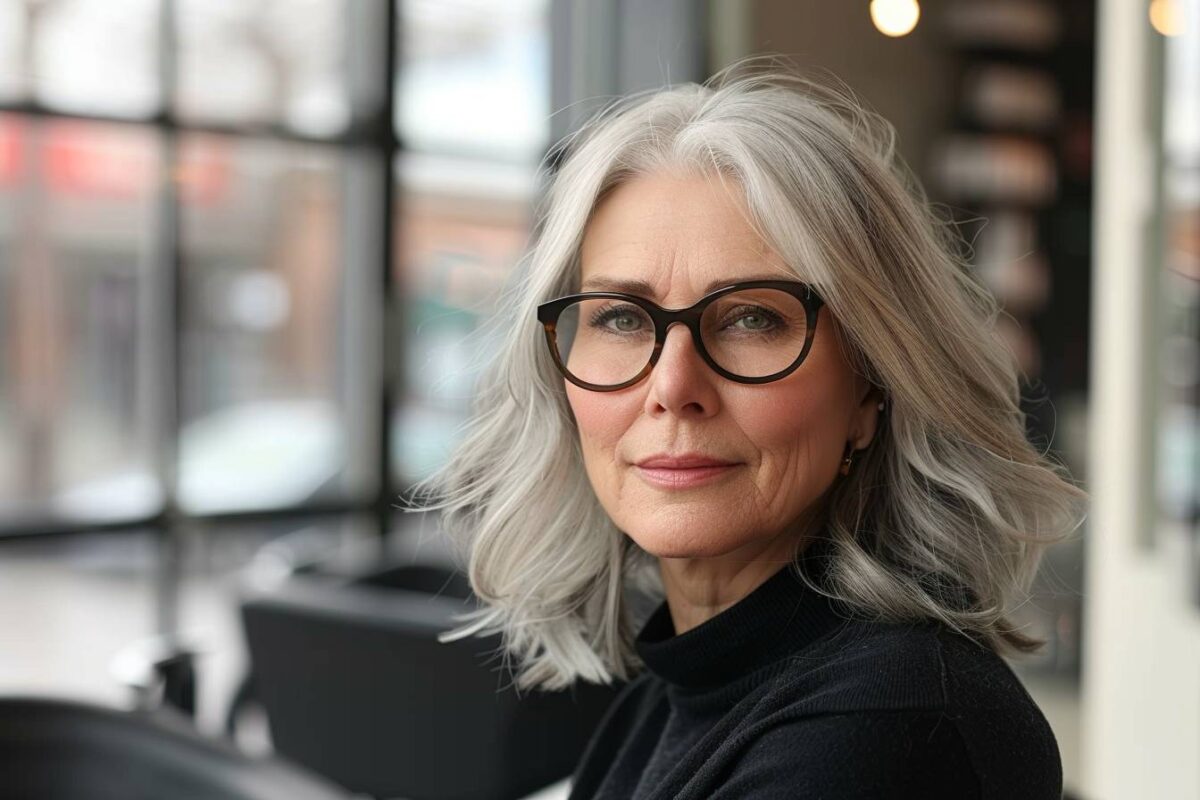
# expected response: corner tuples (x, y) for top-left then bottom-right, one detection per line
(657, 526), (816, 635)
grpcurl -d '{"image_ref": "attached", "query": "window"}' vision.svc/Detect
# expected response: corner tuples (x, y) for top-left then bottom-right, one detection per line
(0, 0), (552, 721)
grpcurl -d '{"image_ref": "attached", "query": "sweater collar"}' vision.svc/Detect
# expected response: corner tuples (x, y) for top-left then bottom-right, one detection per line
(634, 535), (845, 691)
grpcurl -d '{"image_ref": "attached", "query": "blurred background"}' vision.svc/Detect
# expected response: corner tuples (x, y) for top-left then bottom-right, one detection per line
(0, 1), (1195, 799)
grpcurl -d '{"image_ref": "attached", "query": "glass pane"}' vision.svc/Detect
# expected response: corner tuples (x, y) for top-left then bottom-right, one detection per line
(176, 0), (355, 137)
(8, 0), (160, 116)
(391, 154), (536, 485)
(0, 530), (157, 705)
(178, 134), (379, 514)
(398, 0), (550, 162)
(0, 115), (163, 527)
(0, 3), (25, 102)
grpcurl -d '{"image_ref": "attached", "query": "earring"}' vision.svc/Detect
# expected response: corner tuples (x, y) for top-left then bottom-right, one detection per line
(839, 442), (856, 476)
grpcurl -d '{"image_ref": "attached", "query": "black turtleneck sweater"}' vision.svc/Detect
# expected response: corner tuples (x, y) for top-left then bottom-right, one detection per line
(566, 539), (1062, 799)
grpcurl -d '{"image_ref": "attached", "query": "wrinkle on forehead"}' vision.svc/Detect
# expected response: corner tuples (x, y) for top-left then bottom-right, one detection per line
(578, 172), (797, 306)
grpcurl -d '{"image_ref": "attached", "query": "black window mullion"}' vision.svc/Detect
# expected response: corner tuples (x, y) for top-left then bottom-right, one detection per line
(375, 0), (399, 540)
(154, 0), (184, 637)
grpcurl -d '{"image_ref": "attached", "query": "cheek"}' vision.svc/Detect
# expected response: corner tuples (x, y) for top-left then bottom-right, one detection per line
(745, 371), (853, 475)
(565, 384), (632, 462)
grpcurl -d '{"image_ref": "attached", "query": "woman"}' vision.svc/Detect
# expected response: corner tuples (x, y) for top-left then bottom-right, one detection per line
(408, 58), (1086, 799)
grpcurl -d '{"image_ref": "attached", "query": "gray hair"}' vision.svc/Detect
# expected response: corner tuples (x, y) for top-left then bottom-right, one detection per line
(405, 56), (1088, 691)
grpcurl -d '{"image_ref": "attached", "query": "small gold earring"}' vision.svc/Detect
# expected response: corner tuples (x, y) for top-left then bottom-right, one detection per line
(839, 443), (855, 476)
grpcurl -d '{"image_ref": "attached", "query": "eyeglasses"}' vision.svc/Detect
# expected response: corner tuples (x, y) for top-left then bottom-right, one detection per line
(536, 279), (824, 392)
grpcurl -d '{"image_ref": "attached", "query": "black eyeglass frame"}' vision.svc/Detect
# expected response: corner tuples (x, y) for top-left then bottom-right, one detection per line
(536, 279), (825, 392)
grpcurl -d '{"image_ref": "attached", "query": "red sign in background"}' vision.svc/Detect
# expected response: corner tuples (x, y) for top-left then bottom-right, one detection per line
(0, 115), (228, 205)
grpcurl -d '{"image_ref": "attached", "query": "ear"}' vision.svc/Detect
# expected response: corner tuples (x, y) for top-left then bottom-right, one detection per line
(848, 380), (885, 451)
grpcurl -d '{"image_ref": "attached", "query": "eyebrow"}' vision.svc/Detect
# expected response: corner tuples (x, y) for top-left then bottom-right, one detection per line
(579, 273), (797, 298)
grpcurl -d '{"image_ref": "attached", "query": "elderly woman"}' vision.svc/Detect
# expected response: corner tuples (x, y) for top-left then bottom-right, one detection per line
(409, 59), (1086, 799)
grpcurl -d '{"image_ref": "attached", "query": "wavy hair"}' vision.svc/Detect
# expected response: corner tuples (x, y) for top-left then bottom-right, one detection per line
(404, 55), (1088, 691)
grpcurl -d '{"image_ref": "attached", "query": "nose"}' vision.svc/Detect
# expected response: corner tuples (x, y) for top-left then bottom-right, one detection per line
(643, 322), (721, 418)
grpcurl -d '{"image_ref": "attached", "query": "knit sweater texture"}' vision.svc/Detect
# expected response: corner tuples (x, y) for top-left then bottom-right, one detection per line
(566, 538), (1062, 799)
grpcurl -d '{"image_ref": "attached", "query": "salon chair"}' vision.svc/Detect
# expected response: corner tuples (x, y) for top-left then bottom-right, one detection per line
(0, 696), (349, 800)
(236, 560), (623, 800)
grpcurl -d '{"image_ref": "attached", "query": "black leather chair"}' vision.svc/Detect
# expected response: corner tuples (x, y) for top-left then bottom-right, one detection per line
(0, 696), (349, 800)
(237, 561), (623, 800)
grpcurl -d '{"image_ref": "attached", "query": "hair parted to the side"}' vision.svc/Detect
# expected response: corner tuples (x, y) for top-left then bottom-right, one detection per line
(402, 54), (1088, 692)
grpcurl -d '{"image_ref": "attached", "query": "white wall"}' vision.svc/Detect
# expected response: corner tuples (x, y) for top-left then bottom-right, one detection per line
(1081, 0), (1200, 796)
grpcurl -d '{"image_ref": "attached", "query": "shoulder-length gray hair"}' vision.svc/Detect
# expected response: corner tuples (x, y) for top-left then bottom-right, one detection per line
(405, 56), (1087, 691)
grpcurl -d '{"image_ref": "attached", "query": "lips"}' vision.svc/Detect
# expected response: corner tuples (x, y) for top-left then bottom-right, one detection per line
(634, 455), (741, 490)
(635, 453), (740, 469)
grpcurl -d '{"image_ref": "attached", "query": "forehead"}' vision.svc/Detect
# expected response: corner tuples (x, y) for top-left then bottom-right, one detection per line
(578, 172), (797, 300)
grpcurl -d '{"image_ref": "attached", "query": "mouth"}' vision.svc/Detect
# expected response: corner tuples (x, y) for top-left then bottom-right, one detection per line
(635, 453), (739, 469)
(633, 457), (742, 490)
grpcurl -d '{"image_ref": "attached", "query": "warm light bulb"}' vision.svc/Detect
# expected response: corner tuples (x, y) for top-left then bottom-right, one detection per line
(870, 0), (921, 37)
(1150, 0), (1183, 35)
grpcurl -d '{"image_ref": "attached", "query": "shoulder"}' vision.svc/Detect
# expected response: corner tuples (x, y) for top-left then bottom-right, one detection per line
(711, 706), (980, 799)
(767, 617), (1054, 720)
(716, 620), (1062, 799)
(934, 627), (1064, 797)
(575, 669), (664, 747)
(567, 671), (665, 791)
(761, 617), (950, 716)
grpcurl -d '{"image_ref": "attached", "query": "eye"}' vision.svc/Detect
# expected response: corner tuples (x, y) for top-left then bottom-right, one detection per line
(589, 303), (649, 333)
(723, 305), (783, 332)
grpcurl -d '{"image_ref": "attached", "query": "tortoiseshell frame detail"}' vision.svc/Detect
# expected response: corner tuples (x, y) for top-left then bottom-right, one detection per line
(536, 280), (825, 392)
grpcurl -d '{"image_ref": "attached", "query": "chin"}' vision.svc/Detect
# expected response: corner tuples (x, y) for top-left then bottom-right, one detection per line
(623, 522), (742, 560)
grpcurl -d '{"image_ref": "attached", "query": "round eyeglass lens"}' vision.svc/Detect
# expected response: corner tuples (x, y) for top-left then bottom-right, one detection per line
(700, 288), (811, 377)
(551, 288), (810, 386)
(554, 297), (656, 386)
